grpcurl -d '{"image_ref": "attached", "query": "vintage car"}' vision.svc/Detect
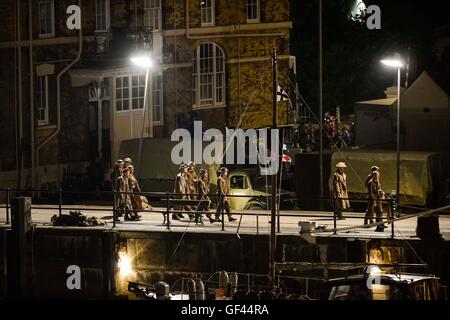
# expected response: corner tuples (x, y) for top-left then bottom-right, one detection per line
(328, 272), (442, 300)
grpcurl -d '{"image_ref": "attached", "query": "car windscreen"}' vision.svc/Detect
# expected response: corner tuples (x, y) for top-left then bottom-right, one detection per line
(329, 284), (408, 300)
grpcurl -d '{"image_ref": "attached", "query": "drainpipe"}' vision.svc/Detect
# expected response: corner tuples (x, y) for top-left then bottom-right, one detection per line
(29, 0), (35, 192)
(17, 0), (23, 190)
(185, 0), (284, 39)
(36, 0), (83, 186)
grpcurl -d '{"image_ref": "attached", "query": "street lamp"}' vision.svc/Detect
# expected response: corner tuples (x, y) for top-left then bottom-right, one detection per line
(381, 56), (404, 214)
(130, 53), (154, 174)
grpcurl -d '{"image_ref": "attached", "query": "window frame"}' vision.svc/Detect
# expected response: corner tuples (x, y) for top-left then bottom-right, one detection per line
(246, 0), (260, 23)
(38, 0), (55, 38)
(95, 0), (111, 32)
(200, 0), (215, 27)
(144, 0), (162, 31)
(37, 76), (49, 126)
(115, 73), (164, 125)
(152, 73), (164, 124)
(192, 43), (226, 110)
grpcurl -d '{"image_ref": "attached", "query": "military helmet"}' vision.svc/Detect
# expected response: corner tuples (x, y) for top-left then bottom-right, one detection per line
(220, 167), (228, 172)
(179, 163), (187, 170)
(371, 165), (380, 171)
(124, 157), (133, 163)
(336, 162), (347, 168)
(116, 159), (124, 164)
(187, 161), (195, 166)
(200, 169), (207, 174)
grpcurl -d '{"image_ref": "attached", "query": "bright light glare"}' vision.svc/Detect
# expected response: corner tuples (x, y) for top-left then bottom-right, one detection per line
(118, 253), (133, 278)
(130, 56), (153, 68)
(381, 59), (404, 68)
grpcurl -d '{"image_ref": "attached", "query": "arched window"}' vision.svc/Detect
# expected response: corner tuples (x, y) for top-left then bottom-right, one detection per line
(192, 43), (225, 109)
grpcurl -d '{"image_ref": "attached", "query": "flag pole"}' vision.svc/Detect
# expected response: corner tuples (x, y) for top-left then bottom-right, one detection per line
(270, 47), (278, 292)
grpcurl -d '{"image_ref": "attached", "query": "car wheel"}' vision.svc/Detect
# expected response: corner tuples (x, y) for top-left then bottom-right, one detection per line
(247, 204), (264, 210)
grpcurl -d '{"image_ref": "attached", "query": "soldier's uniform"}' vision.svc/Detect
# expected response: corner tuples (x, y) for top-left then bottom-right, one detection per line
(366, 174), (385, 231)
(111, 160), (124, 216)
(173, 165), (189, 219)
(333, 163), (349, 220)
(128, 166), (142, 219)
(215, 168), (236, 222)
(186, 162), (198, 213)
(196, 171), (212, 223)
(364, 166), (380, 223)
(115, 173), (132, 221)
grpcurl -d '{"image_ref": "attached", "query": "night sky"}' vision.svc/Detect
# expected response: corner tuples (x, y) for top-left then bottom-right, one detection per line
(292, 0), (450, 115)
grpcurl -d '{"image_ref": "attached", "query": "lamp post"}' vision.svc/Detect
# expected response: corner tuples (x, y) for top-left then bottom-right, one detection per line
(130, 54), (154, 174)
(381, 57), (403, 212)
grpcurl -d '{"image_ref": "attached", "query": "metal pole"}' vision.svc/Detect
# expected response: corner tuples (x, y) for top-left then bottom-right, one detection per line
(113, 191), (116, 228)
(270, 48), (278, 291)
(97, 89), (102, 159)
(6, 188), (10, 224)
(277, 195), (280, 233)
(58, 188), (62, 217)
(166, 192), (170, 230)
(333, 198), (337, 235)
(256, 212), (259, 235)
(221, 195), (225, 231)
(390, 199), (395, 239)
(138, 67), (150, 175)
(396, 66), (401, 212)
(319, 0), (324, 211)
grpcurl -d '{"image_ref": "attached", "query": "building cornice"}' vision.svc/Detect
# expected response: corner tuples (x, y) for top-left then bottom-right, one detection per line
(0, 21), (292, 48)
(163, 21), (293, 37)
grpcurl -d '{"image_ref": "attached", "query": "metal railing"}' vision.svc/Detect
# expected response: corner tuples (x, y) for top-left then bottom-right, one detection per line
(0, 187), (399, 236)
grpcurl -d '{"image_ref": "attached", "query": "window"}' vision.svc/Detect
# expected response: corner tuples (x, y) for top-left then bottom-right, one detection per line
(115, 74), (163, 124)
(37, 76), (49, 126)
(95, 0), (110, 31)
(116, 75), (143, 111)
(201, 0), (215, 26)
(144, 0), (162, 31)
(246, 0), (260, 23)
(192, 43), (225, 108)
(38, 0), (55, 37)
(230, 176), (248, 189)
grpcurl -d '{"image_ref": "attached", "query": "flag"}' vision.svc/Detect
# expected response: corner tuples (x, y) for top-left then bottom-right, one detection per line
(277, 84), (289, 102)
(282, 154), (292, 163)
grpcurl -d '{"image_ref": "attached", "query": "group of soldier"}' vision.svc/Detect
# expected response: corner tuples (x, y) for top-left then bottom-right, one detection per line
(173, 162), (237, 224)
(111, 157), (143, 222)
(333, 162), (387, 232)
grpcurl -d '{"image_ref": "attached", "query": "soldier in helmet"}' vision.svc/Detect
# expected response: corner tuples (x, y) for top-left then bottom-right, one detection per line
(364, 165), (380, 224)
(173, 164), (189, 220)
(127, 165), (142, 220)
(115, 167), (141, 221)
(365, 165), (380, 188)
(365, 170), (386, 231)
(124, 157), (133, 168)
(111, 159), (124, 217)
(186, 161), (198, 216)
(215, 167), (237, 222)
(196, 168), (213, 224)
(333, 162), (349, 220)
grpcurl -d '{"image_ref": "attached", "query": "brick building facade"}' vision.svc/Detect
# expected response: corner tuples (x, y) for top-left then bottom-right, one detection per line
(0, 0), (294, 190)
